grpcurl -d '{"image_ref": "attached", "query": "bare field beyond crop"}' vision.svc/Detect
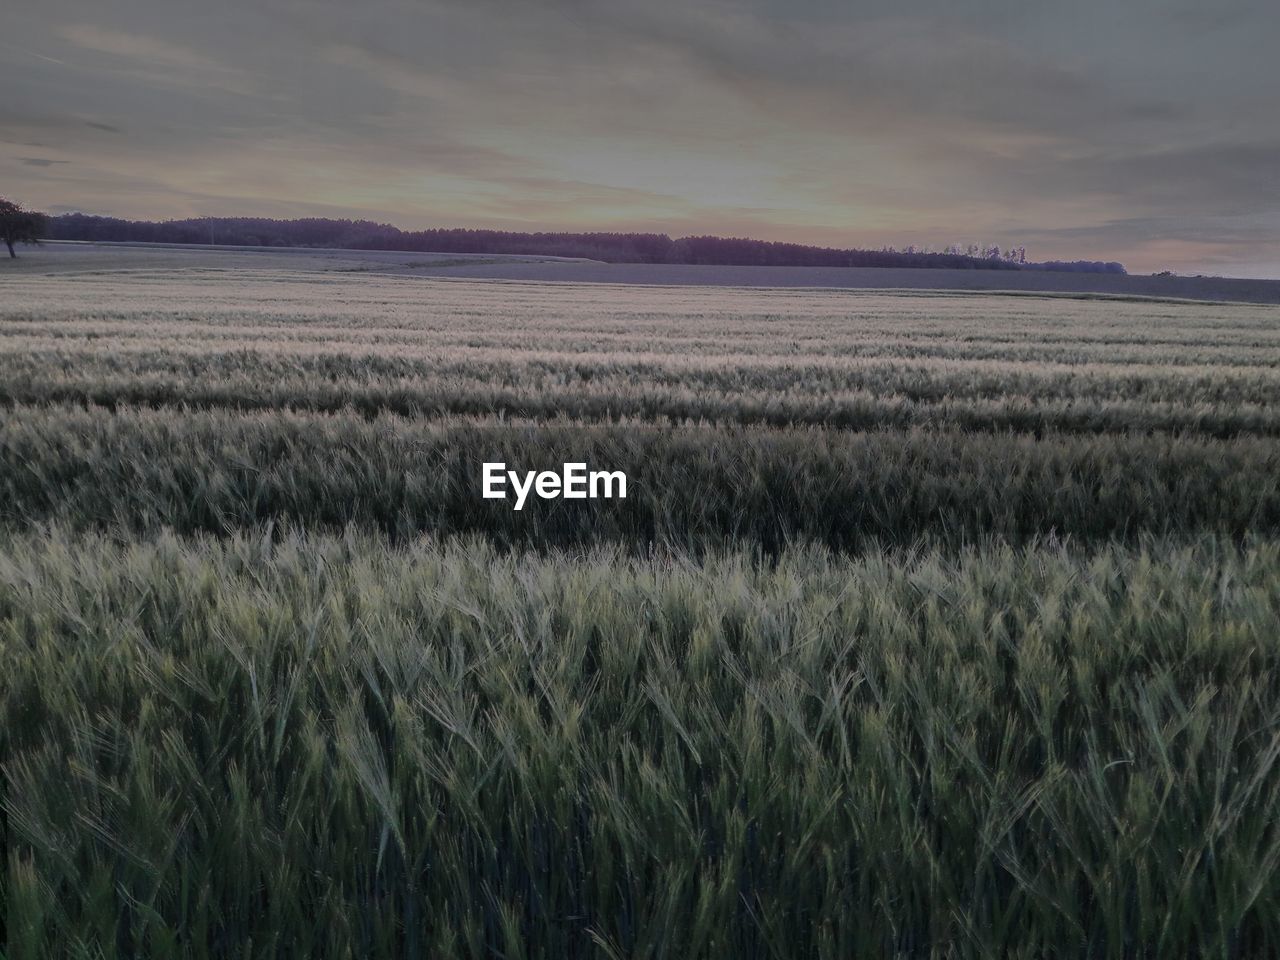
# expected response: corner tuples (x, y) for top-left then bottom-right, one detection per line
(13, 241), (1280, 303)
(3, 258), (1280, 958)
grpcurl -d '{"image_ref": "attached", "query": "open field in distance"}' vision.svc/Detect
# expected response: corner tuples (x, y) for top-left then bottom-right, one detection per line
(10, 241), (1280, 302)
(4, 249), (1280, 958)
(5, 264), (1280, 442)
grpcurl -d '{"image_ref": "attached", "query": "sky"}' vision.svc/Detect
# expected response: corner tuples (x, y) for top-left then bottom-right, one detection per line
(3, 0), (1278, 277)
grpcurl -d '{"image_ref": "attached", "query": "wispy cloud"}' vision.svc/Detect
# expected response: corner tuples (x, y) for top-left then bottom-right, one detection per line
(57, 23), (256, 95)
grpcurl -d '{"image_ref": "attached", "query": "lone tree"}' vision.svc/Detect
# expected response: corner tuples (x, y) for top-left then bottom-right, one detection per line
(0, 198), (48, 258)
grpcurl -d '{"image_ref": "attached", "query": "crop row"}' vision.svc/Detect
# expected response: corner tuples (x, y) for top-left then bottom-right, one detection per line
(3, 405), (1278, 550)
(6, 531), (1280, 958)
(3, 353), (1278, 438)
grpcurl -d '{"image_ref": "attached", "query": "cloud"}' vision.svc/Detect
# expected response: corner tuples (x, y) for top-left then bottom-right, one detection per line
(58, 24), (219, 69)
(2, 0), (1277, 276)
(57, 23), (257, 95)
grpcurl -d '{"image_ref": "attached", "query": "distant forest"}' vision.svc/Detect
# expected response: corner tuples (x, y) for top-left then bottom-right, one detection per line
(46, 214), (1127, 274)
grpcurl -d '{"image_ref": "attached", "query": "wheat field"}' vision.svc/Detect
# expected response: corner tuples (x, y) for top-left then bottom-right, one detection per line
(3, 261), (1280, 958)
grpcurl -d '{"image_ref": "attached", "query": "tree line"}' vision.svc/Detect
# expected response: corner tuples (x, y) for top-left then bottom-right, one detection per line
(41, 213), (1127, 273)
